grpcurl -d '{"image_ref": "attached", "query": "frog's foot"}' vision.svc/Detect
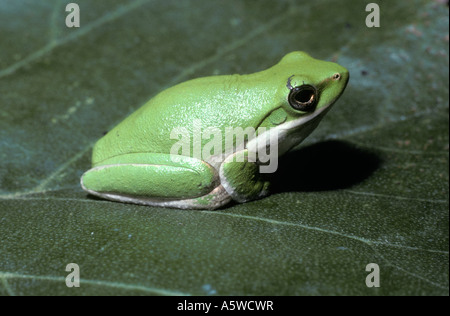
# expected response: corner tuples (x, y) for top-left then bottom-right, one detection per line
(219, 150), (270, 203)
(83, 182), (232, 210)
(81, 153), (232, 210)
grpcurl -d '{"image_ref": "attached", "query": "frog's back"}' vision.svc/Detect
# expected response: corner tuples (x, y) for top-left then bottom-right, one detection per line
(91, 73), (273, 166)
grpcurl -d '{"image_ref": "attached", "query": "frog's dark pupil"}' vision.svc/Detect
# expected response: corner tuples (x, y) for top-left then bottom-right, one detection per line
(289, 85), (317, 112)
(295, 88), (314, 103)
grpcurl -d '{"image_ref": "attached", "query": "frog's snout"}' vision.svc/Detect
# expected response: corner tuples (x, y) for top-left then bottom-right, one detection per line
(336, 68), (350, 86)
(328, 69), (349, 94)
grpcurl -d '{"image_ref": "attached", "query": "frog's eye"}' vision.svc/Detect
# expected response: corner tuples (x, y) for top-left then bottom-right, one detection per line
(288, 85), (317, 112)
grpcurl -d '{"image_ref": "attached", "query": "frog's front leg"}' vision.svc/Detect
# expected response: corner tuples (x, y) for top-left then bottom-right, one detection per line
(81, 153), (232, 210)
(219, 149), (271, 203)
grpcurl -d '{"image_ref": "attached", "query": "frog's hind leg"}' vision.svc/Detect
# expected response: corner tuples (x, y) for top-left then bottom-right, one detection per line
(86, 183), (232, 210)
(219, 149), (271, 203)
(81, 153), (232, 210)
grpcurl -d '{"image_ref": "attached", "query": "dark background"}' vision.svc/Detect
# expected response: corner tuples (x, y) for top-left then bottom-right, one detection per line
(0, 0), (448, 295)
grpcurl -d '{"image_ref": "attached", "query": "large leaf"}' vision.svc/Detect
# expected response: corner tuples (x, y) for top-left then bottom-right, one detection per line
(0, 0), (448, 296)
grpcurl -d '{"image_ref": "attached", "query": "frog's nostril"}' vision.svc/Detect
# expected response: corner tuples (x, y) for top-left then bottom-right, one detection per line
(332, 73), (341, 81)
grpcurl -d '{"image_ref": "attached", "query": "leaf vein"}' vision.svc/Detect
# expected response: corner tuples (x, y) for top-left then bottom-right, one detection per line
(343, 189), (448, 204)
(0, 271), (190, 296)
(205, 211), (449, 255)
(49, 0), (64, 44)
(0, 274), (15, 296)
(371, 248), (449, 290)
(0, 0), (152, 79)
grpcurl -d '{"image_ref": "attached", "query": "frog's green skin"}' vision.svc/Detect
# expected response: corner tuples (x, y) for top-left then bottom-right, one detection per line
(81, 52), (349, 210)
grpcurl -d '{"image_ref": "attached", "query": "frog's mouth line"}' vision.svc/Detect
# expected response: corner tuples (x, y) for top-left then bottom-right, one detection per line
(245, 98), (341, 159)
(284, 103), (329, 128)
(247, 102), (330, 143)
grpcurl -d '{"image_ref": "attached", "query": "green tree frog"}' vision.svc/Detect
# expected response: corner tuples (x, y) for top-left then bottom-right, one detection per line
(81, 51), (349, 210)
